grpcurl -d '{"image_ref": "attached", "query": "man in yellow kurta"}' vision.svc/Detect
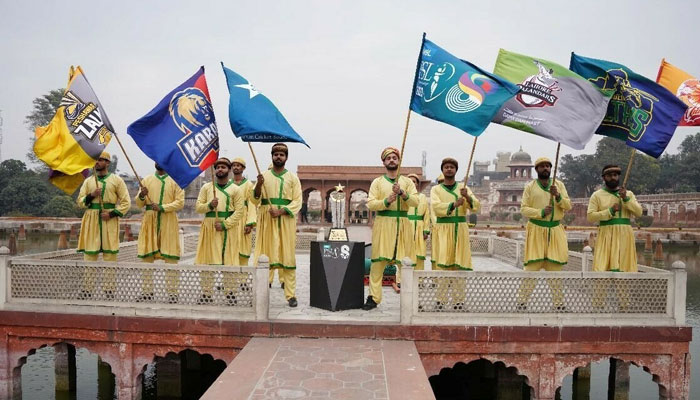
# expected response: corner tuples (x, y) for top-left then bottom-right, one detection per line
(252, 143), (302, 307)
(76, 151), (131, 298)
(587, 164), (643, 309)
(517, 157), (572, 310)
(430, 173), (444, 269)
(195, 157), (245, 304)
(363, 147), (418, 310)
(430, 158), (480, 310)
(135, 163), (185, 302)
(231, 157), (257, 266)
(407, 173), (431, 271)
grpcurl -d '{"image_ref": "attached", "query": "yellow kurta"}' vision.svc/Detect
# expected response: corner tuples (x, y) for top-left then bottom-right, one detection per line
(408, 193), (431, 265)
(195, 181), (244, 265)
(251, 169), (302, 270)
(587, 188), (643, 272)
(430, 183), (480, 270)
(135, 174), (185, 260)
(520, 179), (572, 267)
(77, 173), (131, 255)
(232, 178), (257, 264)
(367, 175), (419, 264)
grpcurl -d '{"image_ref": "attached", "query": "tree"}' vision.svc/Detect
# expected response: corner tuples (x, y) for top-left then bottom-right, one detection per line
(0, 174), (56, 215)
(41, 195), (80, 217)
(559, 153), (598, 198)
(25, 89), (63, 165)
(676, 132), (700, 191)
(0, 159), (28, 189)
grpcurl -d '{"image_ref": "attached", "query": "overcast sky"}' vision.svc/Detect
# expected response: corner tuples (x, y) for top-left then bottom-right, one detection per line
(1, 0), (698, 181)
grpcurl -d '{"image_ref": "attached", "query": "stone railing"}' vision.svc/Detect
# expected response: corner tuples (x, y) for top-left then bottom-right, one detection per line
(399, 256), (686, 326)
(0, 249), (270, 321)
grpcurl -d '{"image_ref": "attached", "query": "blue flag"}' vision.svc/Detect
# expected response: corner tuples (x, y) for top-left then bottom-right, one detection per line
(570, 53), (687, 158)
(221, 63), (308, 147)
(410, 38), (519, 136)
(127, 67), (219, 188)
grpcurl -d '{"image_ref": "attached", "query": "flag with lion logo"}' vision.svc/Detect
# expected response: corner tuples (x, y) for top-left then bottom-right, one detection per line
(33, 66), (114, 188)
(127, 67), (219, 188)
(656, 59), (700, 126)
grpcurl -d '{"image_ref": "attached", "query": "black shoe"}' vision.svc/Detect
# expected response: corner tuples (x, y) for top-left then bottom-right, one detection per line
(168, 294), (179, 304)
(288, 297), (298, 307)
(226, 292), (237, 306)
(198, 294), (213, 305)
(362, 296), (377, 311)
(281, 282), (285, 289)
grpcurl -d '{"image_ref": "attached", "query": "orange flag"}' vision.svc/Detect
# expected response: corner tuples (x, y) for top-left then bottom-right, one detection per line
(656, 59), (700, 126)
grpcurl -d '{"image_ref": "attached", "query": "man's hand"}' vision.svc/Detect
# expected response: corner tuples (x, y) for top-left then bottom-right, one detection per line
(386, 193), (397, 204)
(269, 208), (284, 218)
(549, 184), (559, 198)
(254, 174), (264, 197)
(215, 222), (224, 231)
(543, 206), (553, 216)
(612, 203), (621, 212)
(244, 225), (253, 234)
(100, 211), (111, 221)
(91, 188), (101, 198)
(618, 187), (628, 201)
(423, 232), (429, 241)
(149, 204), (161, 212)
(460, 187), (469, 198)
(209, 198), (218, 209)
(392, 182), (401, 194)
(139, 186), (149, 198)
(455, 197), (465, 208)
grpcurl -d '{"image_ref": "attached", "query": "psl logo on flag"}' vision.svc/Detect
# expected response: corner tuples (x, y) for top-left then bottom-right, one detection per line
(411, 38), (519, 136)
(128, 67), (219, 188)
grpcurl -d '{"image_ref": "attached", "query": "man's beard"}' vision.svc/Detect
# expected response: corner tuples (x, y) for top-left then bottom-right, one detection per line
(537, 171), (550, 180)
(273, 159), (285, 168)
(95, 165), (107, 172)
(605, 179), (619, 189)
(216, 171), (229, 179)
(385, 163), (398, 171)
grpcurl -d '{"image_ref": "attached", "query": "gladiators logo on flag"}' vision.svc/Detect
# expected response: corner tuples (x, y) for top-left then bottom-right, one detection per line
(515, 60), (561, 108)
(677, 79), (700, 125)
(170, 87), (219, 168)
(61, 91), (112, 144)
(590, 69), (658, 141)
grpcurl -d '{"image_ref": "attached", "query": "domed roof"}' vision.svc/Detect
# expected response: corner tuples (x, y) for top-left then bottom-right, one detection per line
(510, 146), (532, 165)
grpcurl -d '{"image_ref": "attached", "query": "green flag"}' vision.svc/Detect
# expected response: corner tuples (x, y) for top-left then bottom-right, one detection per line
(492, 49), (613, 150)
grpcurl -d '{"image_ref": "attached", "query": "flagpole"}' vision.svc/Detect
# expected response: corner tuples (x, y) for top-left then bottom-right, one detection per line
(551, 142), (561, 187)
(395, 32), (426, 177)
(622, 148), (636, 188)
(210, 165), (220, 225)
(461, 136), (479, 186)
(247, 142), (269, 200)
(93, 167), (104, 210)
(112, 133), (154, 205)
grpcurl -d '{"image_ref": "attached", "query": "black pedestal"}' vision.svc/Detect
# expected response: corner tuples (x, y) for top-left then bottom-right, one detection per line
(310, 241), (365, 311)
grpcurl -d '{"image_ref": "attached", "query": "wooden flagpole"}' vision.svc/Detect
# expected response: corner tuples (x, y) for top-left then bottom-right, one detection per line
(92, 167), (104, 210)
(622, 148), (636, 188)
(112, 133), (154, 205)
(247, 142), (269, 200)
(210, 165), (220, 224)
(551, 142), (561, 186)
(461, 136), (479, 186)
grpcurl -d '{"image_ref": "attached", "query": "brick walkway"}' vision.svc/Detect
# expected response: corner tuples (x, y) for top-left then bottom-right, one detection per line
(201, 337), (434, 400)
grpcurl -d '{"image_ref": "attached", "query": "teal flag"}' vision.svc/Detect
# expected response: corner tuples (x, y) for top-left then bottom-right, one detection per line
(570, 53), (687, 158)
(410, 38), (519, 136)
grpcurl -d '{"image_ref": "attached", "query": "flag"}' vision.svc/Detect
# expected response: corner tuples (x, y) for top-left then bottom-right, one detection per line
(221, 63), (308, 146)
(48, 168), (90, 195)
(492, 49), (613, 150)
(410, 38), (519, 136)
(570, 53), (687, 158)
(127, 67), (219, 188)
(33, 66), (114, 176)
(656, 59), (700, 126)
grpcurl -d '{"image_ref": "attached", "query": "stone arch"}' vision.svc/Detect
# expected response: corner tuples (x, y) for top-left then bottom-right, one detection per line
(302, 187), (322, 223)
(554, 355), (668, 399)
(13, 341), (115, 399)
(136, 348), (228, 400)
(349, 188), (369, 224)
(427, 357), (534, 399)
(678, 204), (686, 223)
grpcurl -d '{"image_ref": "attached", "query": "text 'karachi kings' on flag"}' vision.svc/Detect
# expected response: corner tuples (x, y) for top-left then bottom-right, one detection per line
(656, 59), (700, 126)
(409, 37), (519, 137)
(492, 49), (613, 150)
(127, 67), (219, 188)
(571, 53), (688, 158)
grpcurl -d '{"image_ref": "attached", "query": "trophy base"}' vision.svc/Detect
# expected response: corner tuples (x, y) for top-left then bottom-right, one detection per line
(328, 228), (348, 242)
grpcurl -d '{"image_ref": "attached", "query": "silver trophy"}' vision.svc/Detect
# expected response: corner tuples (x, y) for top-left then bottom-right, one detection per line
(328, 184), (348, 241)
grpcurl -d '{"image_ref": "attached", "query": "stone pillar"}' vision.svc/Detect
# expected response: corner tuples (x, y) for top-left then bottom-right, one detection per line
(671, 261), (687, 325)
(54, 343), (77, 396)
(11, 365), (21, 400)
(17, 225), (26, 241)
(69, 224), (78, 242)
(582, 246), (592, 272)
(57, 232), (69, 250)
(8, 235), (16, 256)
(607, 358), (630, 400)
(572, 364), (591, 400)
(399, 257), (414, 325)
(255, 255), (270, 321)
(179, 228), (185, 257)
(156, 357), (182, 399)
(0, 246), (8, 307)
(117, 342), (136, 400)
(0, 330), (10, 400)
